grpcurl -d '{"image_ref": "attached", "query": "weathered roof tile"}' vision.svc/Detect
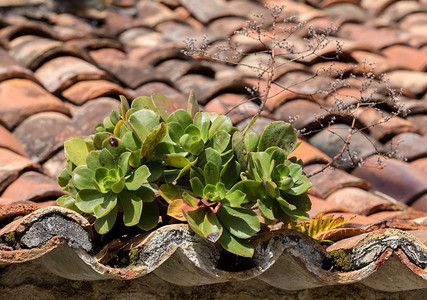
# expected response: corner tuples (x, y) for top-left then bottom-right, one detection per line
(1, 171), (64, 202)
(62, 80), (130, 105)
(352, 155), (427, 205)
(0, 148), (39, 193)
(35, 56), (110, 94)
(13, 112), (83, 163)
(0, 79), (69, 130)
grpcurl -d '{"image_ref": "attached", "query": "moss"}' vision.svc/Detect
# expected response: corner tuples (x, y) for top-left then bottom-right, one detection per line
(324, 249), (352, 272)
(128, 249), (140, 267)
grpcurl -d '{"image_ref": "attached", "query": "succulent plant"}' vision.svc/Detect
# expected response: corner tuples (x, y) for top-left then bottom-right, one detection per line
(58, 92), (313, 257)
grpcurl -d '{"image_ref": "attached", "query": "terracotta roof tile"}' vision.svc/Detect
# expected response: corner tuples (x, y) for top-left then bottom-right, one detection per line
(352, 155), (427, 205)
(382, 45), (427, 72)
(326, 187), (401, 215)
(175, 74), (247, 105)
(0, 125), (28, 157)
(7, 35), (94, 72)
(399, 12), (427, 37)
(304, 164), (370, 198)
(62, 80), (130, 105)
(205, 93), (268, 124)
(34, 56), (110, 94)
(308, 194), (352, 217)
(0, 202), (39, 223)
(356, 107), (416, 141)
(378, 1), (425, 23)
(0, 148), (39, 193)
(90, 48), (171, 89)
(337, 23), (409, 49)
(323, 3), (368, 22)
(1, 171), (64, 202)
(407, 115), (427, 135)
(0, 48), (34, 83)
(384, 132), (427, 162)
(13, 112), (83, 163)
(71, 97), (120, 135)
(41, 150), (67, 180)
(411, 194), (427, 213)
(411, 157), (427, 174)
(386, 70), (427, 96)
(0, 79), (69, 130)
(290, 140), (332, 166)
(309, 124), (384, 169)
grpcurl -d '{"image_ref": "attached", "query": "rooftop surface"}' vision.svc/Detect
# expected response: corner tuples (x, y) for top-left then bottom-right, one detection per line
(0, 0), (426, 296)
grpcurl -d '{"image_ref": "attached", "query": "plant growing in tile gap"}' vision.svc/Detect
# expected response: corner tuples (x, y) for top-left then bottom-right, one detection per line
(183, 4), (409, 177)
(58, 92), (312, 257)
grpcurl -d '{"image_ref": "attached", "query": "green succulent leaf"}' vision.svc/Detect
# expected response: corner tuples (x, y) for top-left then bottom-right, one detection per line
(190, 177), (204, 198)
(167, 109), (193, 129)
(93, 192), (118, 218)
(133, 186), (155, 202)
(189, 139), (204, 155)
(152, 94), (176, 121)
(229, 180), (264, 203)
(75, 189), (107, 213)
(258, 121), (297, 155)
(193, 112), (210, 143)
(158, 184), (182, 204)
(141, 122), (167, 158)
(94, 205), (118, 234)
(223, 189), (246, 207)
(122, 131), (142, 151)
(220, 155), (241, 189)
(93, 132), (113, 150)
(204, 161), (220, 185)
(200, 148), (222, 170)
(99, 149), (116, 169)
(167, 122), (184, 144)
(183, 209), (205, 237)
(129, 149), (142, 168)
(212, 130), (231, 154)
(57, 195), (74, 207)
(58, 169), (71, 188)
(73, 166), (95, 190)
(146, 161), (163, 182)
(202, 212), (223, 242)
(283, 193), (312, 212)
(111, 176), (126, 193)
(129, 109), (160, 142)
(244, 132), (259, 152)
(137, 200), (159, 230)
(277, 196), (309, 221)
(102, 137), (126, 160)
(286, 176), (312, 195)
(217, 205), (260, 239)
(120, 95), (130, 118)
(182, 191), (199, 208)
(86, 151), (100, 170)
(163, 153), (191, 168)
(232, 131), (248, 170)
(119, 190), (143, 226)
(64, 138), (90, 166)
(187, 90), (198, 118)
(257, 197), (274, 220)
(131, 96), (155, 111)
(125, 165), (150, 191)
(179, 134), (193, 152)
(218, 228), (254, 258)
(117, 152), (131, 176)
(208, 115), (232, 139)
